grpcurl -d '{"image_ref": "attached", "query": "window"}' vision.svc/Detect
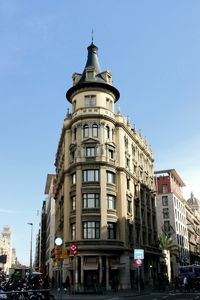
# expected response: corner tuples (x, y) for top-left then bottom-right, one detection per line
(107, 171), (115, 184)
(127, 197), (132, 213)
(108, 223), (116, 239)
(71, 196), (76, 210)
(106, 98), (113, 110)
(92, 124), (98, 137)
(83, 170), (99, 182)
(126, 157), (130, 168)
(105, 126), (110, 139)
(87, 70), (94, 80)
(162, 196), (168, 206)
(85, 95), (96, 107)
(72, 173), (76, 184)
(163, 208), (169, 219)
(83, 221), (100, 239)
(71, 223), (76, 240)
(74, 128), (77, 140)
(86, 147), (95, 157)
(127, 178), (130, 189)
(83, 193), (99, 208)
(164, 221), (171, 232)
(73, 100), (76, 112)
(162, 184), (168, 193)
(107, 195), (116, 210)
(108, 149), (114, 159)
(83, 124), (89, 138)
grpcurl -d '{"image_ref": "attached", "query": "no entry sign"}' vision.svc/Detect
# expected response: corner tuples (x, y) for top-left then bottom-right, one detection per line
(135, 258), (143, 266)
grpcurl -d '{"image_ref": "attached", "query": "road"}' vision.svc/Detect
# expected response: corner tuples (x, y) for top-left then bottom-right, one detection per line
(54, 291), (200, 300)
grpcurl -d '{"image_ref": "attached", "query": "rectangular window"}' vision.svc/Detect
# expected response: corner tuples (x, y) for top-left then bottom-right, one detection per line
(163, 208), (169, 219)
(85, 95), (96, 107)
(71, 223), (76, 240)
(126, 158), (130, 168)
(164, 221), (171, 232)
(107, 171), (115, 184)
(83, 170), (99, 182)
(108, 223), (116, 239)
(86, 147), (95, 157)
(72, 173), (76, 184)
(71, 196), (76, 210)
(83, 193), (99, 208)
(108, 149), (114, 159)
(83, 221), (100, 239)
(162, 184), (168, 193)
(162, 196), (168, 206)
(87, 71), (94, 80)
(127, 178), (130, 190)
(127, 198), (132, 213)
(107, 195), (116, 210)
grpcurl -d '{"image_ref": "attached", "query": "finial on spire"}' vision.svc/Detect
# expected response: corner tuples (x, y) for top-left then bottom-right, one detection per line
(91, 29), (94, 44)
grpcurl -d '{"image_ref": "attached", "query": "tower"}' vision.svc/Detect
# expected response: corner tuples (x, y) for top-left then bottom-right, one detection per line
(54, 42), (159, 290)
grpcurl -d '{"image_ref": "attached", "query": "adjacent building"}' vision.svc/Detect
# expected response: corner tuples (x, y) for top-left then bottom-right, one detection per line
(53, 42), (160, 290)
(186, 193), (200, 265)
(44, 174), (56, 279)
(0, 227), (12, 274)
(155, 169), (189, 279)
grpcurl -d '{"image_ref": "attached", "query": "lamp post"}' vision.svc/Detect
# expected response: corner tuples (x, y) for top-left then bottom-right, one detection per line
(55, 237), (63, 295)
(27, 223), (33, 270)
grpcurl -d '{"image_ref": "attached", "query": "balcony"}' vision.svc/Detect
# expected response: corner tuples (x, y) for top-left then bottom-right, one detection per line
(65, 240), (124, 252)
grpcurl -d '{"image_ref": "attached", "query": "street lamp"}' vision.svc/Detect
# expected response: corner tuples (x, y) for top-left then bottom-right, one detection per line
(55, 237), (63, 293)
(27, 223), (33, 270)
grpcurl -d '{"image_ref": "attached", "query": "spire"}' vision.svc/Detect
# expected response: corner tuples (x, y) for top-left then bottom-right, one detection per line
(66, 42), (120, 102)
(84, 42), (101, 74)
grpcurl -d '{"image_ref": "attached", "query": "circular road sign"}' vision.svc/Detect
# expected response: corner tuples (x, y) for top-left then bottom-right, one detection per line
(135, 259), (143, 266)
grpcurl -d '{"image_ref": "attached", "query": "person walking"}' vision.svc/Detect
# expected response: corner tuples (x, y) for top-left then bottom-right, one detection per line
(183, 276), (188, 293)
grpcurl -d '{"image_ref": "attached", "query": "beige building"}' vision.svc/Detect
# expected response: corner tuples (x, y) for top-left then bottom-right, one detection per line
(186, 193), (200, 265)
(44, 174), (56, 279)
(54, 42), (160, 291)
(0, 227), (12, 274)
(155, 169), (189, 279)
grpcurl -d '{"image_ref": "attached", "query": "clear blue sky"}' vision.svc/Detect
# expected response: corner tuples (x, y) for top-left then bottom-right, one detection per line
(0, 1), (200, 266)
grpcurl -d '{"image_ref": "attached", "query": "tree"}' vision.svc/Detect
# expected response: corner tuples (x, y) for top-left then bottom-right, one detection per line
(159, 233), (179, 283)
(159, 233), (179, 256)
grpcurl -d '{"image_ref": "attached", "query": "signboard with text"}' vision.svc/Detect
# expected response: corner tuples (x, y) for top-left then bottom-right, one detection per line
(134, 249), (144, 260)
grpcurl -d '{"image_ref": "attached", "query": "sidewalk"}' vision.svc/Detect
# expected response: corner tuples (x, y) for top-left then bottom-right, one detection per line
(51, 287), (153, 299)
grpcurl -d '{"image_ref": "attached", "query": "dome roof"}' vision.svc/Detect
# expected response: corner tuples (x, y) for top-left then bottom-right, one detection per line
(187, 192), (200, 207)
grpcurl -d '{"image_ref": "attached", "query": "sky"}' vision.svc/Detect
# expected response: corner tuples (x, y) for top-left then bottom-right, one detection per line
(0, 0), (200, 266)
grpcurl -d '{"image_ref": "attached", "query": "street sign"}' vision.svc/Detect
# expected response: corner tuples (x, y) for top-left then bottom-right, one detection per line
(70, 243), (78, 256)
(134, 249), (144, 260)
(135, 258), (143, 266)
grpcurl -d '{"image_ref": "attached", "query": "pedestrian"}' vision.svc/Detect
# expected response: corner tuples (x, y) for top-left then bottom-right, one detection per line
(174, 276), (179, 292)
(183, 276), (188, 293)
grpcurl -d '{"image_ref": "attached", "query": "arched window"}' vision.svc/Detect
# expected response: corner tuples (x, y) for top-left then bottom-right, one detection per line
(83, 124), (89, 138)
(92, 124), (98, 137)
(105, 126), (110, 139)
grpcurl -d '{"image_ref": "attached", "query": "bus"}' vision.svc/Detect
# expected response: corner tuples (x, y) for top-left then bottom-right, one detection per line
(178, 265), (200, 288)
